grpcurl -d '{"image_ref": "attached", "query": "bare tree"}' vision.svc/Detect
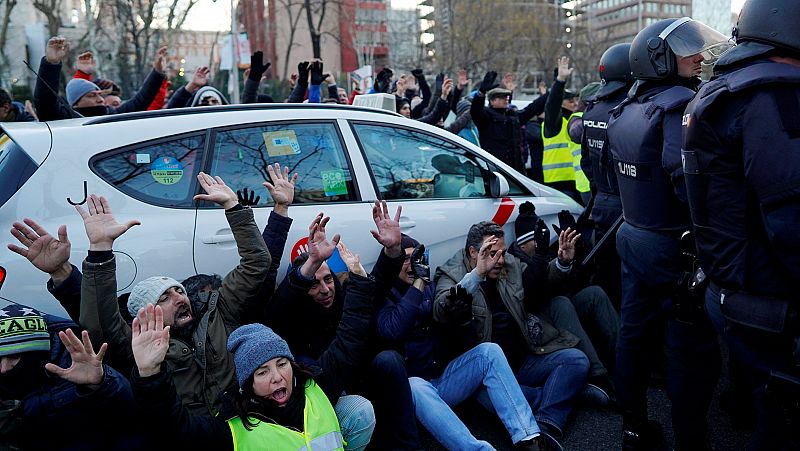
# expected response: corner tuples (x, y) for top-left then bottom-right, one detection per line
(275, 0), (305, 80)
(0, 0), (17, 79)
(33, 0), (64, 37)
(303, 0), (329, 59)
(111, 0), (159, 94)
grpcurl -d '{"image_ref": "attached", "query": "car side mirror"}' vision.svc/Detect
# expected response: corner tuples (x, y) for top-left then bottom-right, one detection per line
(490, 171), (510, 198)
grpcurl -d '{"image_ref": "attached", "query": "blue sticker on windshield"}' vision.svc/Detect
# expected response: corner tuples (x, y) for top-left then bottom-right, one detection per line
(151, 156), (184, 185)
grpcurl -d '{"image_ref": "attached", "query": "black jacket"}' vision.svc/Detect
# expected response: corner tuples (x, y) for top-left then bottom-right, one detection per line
(471, 92), (547, 172)
(34, 57), (165, 121)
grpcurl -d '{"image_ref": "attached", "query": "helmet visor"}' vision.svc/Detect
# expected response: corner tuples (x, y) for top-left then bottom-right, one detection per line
(665, 19), (732, 60)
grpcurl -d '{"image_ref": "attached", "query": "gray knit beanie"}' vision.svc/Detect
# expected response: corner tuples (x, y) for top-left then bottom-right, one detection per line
(127, 276), (186, 317)
(227, 323), (294, 389)
(66, 78), (101, 106)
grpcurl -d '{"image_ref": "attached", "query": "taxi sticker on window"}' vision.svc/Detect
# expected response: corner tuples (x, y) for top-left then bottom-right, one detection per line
(263, 130), (301, 156)
(321, 170), (348, 196)
(150, 156), (184, 185)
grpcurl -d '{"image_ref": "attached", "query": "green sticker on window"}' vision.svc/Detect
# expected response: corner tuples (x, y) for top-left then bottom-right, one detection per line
(321, 170), (348, 196)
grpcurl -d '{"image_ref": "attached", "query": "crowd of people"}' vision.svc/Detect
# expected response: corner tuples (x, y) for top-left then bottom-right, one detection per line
(1, 0), (799, 450)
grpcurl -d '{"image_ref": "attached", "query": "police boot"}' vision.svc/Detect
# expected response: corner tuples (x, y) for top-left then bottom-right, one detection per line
(622, 418), (663, 451)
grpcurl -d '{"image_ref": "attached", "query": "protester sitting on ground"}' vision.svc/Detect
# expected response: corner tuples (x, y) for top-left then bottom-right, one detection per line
(130, 232), (379, 449)
(509, 201), (620, 407)
(74, 173), (270, 416)
(434, 221), (590, 448)
(167, 66), (230, 108)
(34, 36), (167, 120)
(376, 234), (559, 450)
(0, 304), (147, 450)
(264, 201), (423, 449)
(0, 88), (35, 122)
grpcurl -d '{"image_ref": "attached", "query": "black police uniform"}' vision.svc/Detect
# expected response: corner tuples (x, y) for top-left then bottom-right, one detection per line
(683, 58), (800, 450)
(580, 86), (627, 304)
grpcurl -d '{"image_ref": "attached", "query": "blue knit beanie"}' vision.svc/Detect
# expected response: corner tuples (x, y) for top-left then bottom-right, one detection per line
(66, 78), (101, 106)
(227, 323), (294, 389)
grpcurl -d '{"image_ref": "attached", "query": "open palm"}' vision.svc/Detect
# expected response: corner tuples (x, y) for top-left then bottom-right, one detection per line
(8, 220), (70, 274)
(308, 213), (339, 262)
(75, 195), (140, 250)
(45, 329), (107, 386)
(131, 304), (171, 377)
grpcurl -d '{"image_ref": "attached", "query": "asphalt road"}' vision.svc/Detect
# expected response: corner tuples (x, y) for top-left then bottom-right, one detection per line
(420, 341), (752, 451)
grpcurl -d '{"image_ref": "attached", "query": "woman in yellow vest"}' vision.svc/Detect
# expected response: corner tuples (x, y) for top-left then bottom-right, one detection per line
(130, 258), (377, 451)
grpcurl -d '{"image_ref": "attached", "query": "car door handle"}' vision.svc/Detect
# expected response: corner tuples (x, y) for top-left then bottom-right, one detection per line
(399, 219), (416, 229)
(202, 234), (235, 244)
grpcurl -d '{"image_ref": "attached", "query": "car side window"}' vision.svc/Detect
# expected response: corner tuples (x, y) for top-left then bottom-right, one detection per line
(352, 123), (490, 200)
(208, 122), (357, 207)
(91, 134), (205, 208)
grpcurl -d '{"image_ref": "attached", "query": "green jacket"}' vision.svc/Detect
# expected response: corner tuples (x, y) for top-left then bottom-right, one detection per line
(80, 207), (270, 416)
(433, 249), (578, 355)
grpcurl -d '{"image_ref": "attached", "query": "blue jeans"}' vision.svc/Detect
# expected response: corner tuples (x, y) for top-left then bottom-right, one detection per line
(476, 347), (589, 433)
(614, 222), (719, 446)
(706, 284), (798, 450)
(364, 350), (421, 450)
(335, 395), (375, 451)
(409, 343), (539, 450)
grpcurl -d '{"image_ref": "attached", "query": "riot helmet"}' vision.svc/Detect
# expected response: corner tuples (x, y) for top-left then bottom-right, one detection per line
(596, 43), (633, 98)
(630, 17), (730, 80)
(734, 0), (800, 54)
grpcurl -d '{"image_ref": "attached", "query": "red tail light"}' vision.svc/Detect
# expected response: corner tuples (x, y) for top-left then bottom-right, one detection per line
(0, 266), (5, 291)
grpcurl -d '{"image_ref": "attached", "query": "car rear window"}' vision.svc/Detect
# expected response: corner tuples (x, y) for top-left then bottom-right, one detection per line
(0, 134), (38, 208)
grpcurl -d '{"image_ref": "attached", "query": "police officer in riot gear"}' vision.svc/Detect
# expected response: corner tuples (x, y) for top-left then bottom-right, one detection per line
(579, 43), (634, 306)
(606, 17), (730, 451)
(683, 1), (800, 449)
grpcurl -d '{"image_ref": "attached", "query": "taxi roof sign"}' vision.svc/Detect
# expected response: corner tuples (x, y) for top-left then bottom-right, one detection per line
(352, 93), (397, 113)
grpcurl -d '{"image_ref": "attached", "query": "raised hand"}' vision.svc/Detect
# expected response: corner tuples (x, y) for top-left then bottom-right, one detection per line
(441, 77), (453, 100)
(249, 50), (270, 81)
(152, 46), (168, 73)
(557, 228), (580, 265)
(476, 235), (503, 277)
(8, 219), (72, 281)
(193, 172), (238, 209)
(457, 69), (470, 90)
(308, 213), (340, 264)
(324, 72), (336, 85)
(297, 61), (311, 83)
(76, 51), (96, 75)
(553, 209), (577, 235)
(480, 71), (498, 94)
(557, 56), (573, 82)
(501, 72), (517, 92)
(370, 200), (402, 257)
(45, 329), (107, 386)
(263, 163), (298, 217)
(410, 68), (424, 81)
(236, 187), (260, 207)
(289, 72), (298, 88)
(533, 219), (550, 257)
(131, 304), (170, 377)
(337, 241), (366, 277)
(75, 194), (141, 251)
(310, 60), (325, 85)
(187, 66), (210, 93)
(46, 36), (69, 64)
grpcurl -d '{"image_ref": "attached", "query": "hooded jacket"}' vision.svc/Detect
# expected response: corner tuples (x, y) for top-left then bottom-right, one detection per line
(166, 85), (230, 109)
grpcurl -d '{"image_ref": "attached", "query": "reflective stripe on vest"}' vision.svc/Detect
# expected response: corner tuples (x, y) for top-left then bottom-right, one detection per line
(570, 112), (590, 193)
(228, 380), (343, 451)
(542, 116), (577, 183)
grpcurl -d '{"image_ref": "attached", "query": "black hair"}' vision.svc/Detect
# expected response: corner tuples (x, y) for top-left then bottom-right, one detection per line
(0, 88), (11, 106)
(465, 221), (504, 254)
(235, 360), (316, 431)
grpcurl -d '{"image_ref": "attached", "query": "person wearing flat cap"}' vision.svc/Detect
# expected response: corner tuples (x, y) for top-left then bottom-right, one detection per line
(470, 71), (548, 173)
(129, 241), (377, 450)
(0, 304), (146, 450)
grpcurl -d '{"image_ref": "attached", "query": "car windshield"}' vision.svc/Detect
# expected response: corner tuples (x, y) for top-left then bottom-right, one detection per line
(0, 133), (38, 208)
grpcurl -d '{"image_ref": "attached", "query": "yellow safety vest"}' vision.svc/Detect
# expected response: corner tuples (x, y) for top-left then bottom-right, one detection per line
(228, 380), (344, 451)
(570, 112), (590, 193)
(542, 116), (577, 184)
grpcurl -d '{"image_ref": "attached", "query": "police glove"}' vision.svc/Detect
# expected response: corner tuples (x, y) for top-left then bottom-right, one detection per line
(248, 51), (270, 81)
(409, 244), (430, 283)
(443, 285), (473, 325)
(297, 61), (310, 83)
(534, 219), (550, 257)
(479, 71), (498, 94)
(236, 188), (260, 207)
(552, 209), (578, 235)
(310, 60), (325, 85)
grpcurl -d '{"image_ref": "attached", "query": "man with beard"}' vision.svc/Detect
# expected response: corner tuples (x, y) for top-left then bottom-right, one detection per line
(33, 36), (167, 121)
(75, 172), (270, 416)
